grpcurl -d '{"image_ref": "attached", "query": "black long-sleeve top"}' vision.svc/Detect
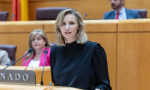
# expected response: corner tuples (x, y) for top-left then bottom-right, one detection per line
(50, 41), (111, 90)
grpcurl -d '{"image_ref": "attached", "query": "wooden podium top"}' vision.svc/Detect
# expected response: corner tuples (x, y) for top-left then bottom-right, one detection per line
(0, 84), (46, 90)
(0, 84), (82, 90)
(48, 86), (82, 90)
(0, 66), (27, 70)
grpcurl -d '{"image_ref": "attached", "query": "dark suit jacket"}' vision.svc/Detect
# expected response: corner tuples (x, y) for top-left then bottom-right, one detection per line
(103, 8), (141, 19)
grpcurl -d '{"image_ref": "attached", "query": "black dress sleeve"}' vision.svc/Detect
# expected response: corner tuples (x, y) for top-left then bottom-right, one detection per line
(50, 46), (56, 84)
(92, 44), (112, 90)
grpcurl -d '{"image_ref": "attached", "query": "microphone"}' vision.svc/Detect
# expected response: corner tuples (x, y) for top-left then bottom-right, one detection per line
(40, 50), (48, 85)
(83, 13), (87, 19)
(10, 13), (15, 21)
(3, 48), (33, 70)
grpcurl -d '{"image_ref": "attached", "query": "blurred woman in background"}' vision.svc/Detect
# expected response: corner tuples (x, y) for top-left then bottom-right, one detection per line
(22, 29), (51, 67)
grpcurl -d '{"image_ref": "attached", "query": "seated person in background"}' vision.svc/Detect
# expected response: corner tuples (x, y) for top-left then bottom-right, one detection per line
(0, 49), (10, 65)
(50, 8), (111, 90)
(22, 29), (51, 67)
(103, 0), (141, 20)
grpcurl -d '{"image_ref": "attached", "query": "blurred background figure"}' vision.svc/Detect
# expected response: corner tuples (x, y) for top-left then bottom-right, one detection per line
(22, 29), (51, 67)
(103, 0), (141, 20)
(0, 49), (10, 65)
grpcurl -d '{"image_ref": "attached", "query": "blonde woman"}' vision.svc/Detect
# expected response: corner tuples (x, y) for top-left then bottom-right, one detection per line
(22, 29), (51, 67)
(50, 9), (111, 90)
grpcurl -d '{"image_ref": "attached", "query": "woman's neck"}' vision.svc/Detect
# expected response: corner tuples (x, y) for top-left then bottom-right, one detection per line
(65, 38), (76, 44)
(33, 47), (45, 60)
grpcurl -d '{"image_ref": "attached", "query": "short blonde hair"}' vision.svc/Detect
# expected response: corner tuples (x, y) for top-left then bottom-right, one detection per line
(55, 8), (88, 46)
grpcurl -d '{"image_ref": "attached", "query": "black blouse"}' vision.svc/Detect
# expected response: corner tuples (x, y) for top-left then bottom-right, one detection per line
(50, 41), (111, 90)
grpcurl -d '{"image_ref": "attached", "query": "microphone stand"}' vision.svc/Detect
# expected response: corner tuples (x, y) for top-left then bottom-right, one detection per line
(40, 50), (48, 85)
(3, 48), (33, 70)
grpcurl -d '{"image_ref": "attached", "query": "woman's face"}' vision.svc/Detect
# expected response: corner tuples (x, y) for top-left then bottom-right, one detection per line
(59, 14), (79, 43)
(31, 34), (46, 50)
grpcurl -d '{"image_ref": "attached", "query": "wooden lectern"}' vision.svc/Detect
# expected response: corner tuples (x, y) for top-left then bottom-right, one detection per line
(0, 66), (81, 90)
(0, 66), (52, 85)
(26, 66), (53, 85)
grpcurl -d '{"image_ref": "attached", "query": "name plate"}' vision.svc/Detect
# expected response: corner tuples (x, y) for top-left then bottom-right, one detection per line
(0, 70), (36, 85)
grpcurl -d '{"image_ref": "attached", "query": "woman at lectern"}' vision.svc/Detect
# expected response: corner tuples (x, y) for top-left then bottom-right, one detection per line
(22, 29), (51, 67)
(50, 8), (111, 90)
(0, 49), (10, 65)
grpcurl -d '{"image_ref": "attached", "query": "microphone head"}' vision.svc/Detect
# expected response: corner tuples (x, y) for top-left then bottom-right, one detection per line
(83, 13), (87, 19)
(44, 50), (48, 54)
(28, 48), (33, 53)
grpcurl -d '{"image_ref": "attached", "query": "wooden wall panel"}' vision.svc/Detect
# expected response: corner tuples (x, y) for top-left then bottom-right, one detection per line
(117, 33), (150, 90)
(43, 21), (56, 43)
(47, 33), (56, 43)
(28, 0), (110, 20)
(84, 20), (117, 32)
(87, 33), (117, 90)
(44, 20), (118, 33)
(28, 0), (150, 20)
(0, 21), (44, 32)
(117, 19), (150, 90)
(1, 0), (150, 20)
(0, 21), (44, 66)
(44, 21), (55, 33)
(0, 0), (12, 21)
(0, 34), (29, 66)
(118, 19), (150, 32)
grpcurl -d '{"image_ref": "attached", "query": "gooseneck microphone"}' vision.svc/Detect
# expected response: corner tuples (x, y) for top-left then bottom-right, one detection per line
(40, 50), (48, 85)
(3, 48), (33, 70)
(83, 13), (87, 19)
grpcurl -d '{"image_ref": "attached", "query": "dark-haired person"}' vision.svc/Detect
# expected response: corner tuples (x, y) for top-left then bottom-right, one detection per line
(103, 0), (141, 20)
(22, 29), (51, 67)
(50, 8), (111, 90)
